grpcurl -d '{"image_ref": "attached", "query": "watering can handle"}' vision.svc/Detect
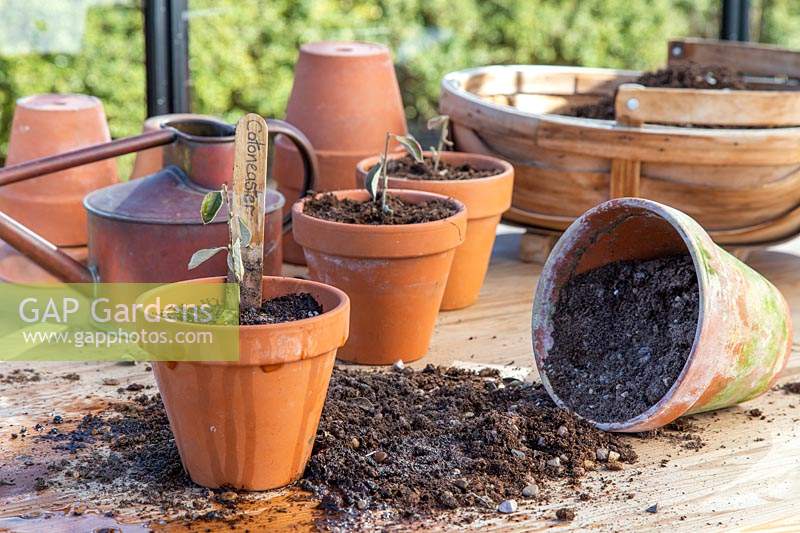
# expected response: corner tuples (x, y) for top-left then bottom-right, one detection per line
(265, 119), (318, 234)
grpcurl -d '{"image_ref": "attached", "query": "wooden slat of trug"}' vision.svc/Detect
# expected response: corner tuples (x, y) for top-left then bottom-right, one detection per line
(615, 84), (800, 127)
(609, 159), (641, 197)
(668, 38), (800, 80)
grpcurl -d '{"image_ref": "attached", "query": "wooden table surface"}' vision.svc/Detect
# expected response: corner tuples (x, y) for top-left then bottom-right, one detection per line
(2, 228), (800, 532)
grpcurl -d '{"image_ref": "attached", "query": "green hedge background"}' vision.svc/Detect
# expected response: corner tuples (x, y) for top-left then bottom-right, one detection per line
(1, 0), (799, 168)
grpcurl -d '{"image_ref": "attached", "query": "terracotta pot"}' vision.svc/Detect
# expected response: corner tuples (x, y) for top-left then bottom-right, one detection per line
(141, 276), (350, 490)
(292, 189), (466, 365)
(274, 40), (408, 265)
(356, 151), (514, 310)
(532, 198), (792, 432)
(1, 94), (118, 246)
(129, 113), (221, 179)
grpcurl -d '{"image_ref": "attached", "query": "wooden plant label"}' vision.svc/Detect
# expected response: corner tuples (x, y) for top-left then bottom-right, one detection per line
(231, 113), (269, 310)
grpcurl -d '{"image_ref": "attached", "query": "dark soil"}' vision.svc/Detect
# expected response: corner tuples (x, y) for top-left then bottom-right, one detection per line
(385, 154), (502, 181)
(303, 192), (459, 225)
(546, 255), (699, 423)
(0, 368), (41, 384)
(568, 64), (781, 121)
(781, 382), (800, 394)
(40, 366), (642, 528)
(240, 292), (323, 325)
(301, 365), (637, 522)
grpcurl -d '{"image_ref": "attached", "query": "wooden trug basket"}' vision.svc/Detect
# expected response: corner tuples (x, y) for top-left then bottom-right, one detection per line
(440, 38), (800, 262)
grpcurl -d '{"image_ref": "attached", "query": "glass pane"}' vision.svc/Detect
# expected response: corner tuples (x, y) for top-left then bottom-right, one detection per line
(0, 0), (145, 176)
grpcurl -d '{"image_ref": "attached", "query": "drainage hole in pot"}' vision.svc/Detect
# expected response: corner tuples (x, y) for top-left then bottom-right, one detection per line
(544, 254), (699, 423)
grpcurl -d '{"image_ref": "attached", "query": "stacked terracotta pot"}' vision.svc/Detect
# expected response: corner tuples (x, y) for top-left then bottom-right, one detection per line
(0, 94), (119, 283)
(274, 41), (408, 264)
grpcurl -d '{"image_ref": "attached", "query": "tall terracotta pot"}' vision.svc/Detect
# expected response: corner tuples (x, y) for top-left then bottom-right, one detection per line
(2, 93), (118, 246)
(292, 190), (466, 365)
(275, 41), (408, 265)
(141, 276), (350, 490)
(356, 151), (514, 310)
(532, 198), (792, 432)
(129, 113), (221, 179)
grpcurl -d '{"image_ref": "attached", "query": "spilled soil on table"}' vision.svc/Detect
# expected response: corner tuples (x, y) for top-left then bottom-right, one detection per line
(23, 365), (708, 529)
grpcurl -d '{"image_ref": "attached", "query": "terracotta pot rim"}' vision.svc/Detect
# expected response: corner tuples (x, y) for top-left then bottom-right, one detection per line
(533, 198), (708, 432)
(137, 275), (349, 334)
(357, 150), (513, 180)
(16, 93), (101, 111)
(292, 188), (466, 233)
(292, 189), (467, 258)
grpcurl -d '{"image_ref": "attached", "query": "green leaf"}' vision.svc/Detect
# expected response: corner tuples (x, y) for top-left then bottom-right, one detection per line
(230, 238), (245, 281)
(392, 134), (423, 163)
(238, 217), (252, 247)
(200, 190), (224, 224)
(365, 161), (383, 200)
(427, 115), (449, 130)
(188, 247), (226, 270)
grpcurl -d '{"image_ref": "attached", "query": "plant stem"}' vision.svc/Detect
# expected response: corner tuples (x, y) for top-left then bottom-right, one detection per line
(381, 132), (390, 212)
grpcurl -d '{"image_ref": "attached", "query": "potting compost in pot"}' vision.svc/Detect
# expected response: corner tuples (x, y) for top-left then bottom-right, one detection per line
(545, 254), (699, 423)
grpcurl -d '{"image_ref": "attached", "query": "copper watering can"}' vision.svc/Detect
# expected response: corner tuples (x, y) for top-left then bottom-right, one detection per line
(0, 117), (317, 283)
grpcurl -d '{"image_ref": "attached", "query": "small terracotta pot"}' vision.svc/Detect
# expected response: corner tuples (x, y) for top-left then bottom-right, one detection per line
(532, 198), (792, 432)
(142, 276), (350, 490)
(292, 189), (466, 365)
(129, 113), (221, 179)
(274, 41), (408, 265)
(356, 151), (514, 310)
(1, 94), (119, 246)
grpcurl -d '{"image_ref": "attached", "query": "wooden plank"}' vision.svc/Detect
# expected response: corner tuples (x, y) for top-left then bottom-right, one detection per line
(4, 234), (800, 530)
(615, 84), (800, 127)
(669, 38), (800, 80)
(535, 118), (800, 166)
(609, 159), (641, 197)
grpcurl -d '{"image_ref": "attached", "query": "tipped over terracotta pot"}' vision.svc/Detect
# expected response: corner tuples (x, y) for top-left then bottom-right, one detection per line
(532, 198), (792, 432)
(292, 189), (466, 365)
(140, 276), (349, 490)
(356, 151), (514, 310)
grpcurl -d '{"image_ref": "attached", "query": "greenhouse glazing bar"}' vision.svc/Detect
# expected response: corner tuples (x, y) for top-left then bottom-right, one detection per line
(144, 0), (190, 116)
(720, 0), (750, 41)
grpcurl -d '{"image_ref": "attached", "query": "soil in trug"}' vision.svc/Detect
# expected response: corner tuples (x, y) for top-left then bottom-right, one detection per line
(546, 254), (699, 423)
(240, 292), (323, 325)
(385, 154), (502, 181)
(37, 366), (641, 527)
(568, 63), (780, 121)
(303, 192), (459, 225)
